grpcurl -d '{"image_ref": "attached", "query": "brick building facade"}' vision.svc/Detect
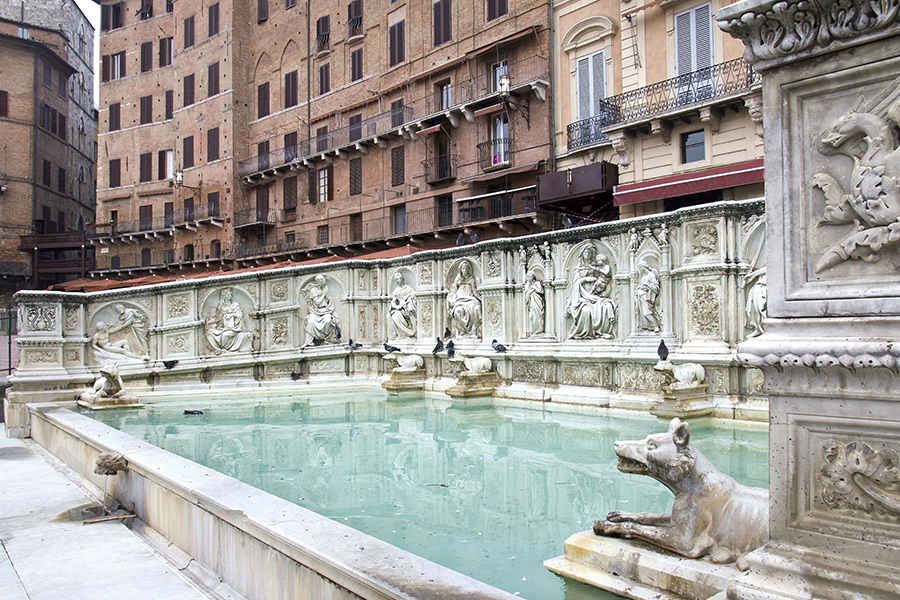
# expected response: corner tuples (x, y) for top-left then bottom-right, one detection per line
(0, 0), (96, 302)
(93, 0), (552, 276)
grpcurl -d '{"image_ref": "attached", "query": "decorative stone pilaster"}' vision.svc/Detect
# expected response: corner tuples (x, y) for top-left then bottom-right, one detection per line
(718, 1), (900, 597)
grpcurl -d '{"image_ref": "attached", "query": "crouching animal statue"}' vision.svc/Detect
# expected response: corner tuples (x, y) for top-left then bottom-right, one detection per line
(80, 361), (127, 402)
(383, 353), (424, 372)
(653, 359), (705, 389)
(452, 355), (493, 375)
(593, 418), (768, 569)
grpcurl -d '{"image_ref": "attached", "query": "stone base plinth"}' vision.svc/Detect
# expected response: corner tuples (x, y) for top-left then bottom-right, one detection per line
(650, 384), (712, 419)
(76, 395), (144, 410)
(445, 372), (501, 398)
(381, 369), (426, 393)
(545, 531), (740, 600)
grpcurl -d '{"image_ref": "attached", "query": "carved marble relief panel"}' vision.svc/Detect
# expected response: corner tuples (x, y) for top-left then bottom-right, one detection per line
(690, 283), (721, 337)
(24, 304), (57, 333)
(689, 223), (719, 257)
(269, 279), (291, 304)
(166, 294), (191, 320)
(309, 358), (345, 374)
(513, 361), (547, 383)
(26, 349), (57, 364)
(618, 363), (663, 391)
(87, 303), (151, 363)
(165, 333), (192, 357)
(270, 317), (291, 347)
(420, 263), (433, 286)
(64, 306), (79, 332)
(485, 252), (502, 278)
(560, 363), (603, 387)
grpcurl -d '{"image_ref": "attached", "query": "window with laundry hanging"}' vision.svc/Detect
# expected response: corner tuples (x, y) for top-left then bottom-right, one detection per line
(674, 3), (713, 104)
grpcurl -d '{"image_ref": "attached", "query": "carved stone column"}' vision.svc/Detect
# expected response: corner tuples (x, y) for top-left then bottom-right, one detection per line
(717, 1), (900, 597)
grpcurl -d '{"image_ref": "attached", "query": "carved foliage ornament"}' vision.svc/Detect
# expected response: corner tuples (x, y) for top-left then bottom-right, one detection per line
(691, 224), (718, 256)
(819, 440), (900, 517)
(271, 280), (289, 302)
(26, 305), (56, 331)
(64, 306), (78, 331)
(691, 284), (721, 336)
(168, 294), (189, 318)
(717, 0), (900, 64)
(486, 253), (502, 278)
(812, 81), (900, 272)
(272, 318), (289, 346)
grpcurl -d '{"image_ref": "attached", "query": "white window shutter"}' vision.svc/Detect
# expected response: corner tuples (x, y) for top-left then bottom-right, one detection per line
(694, 4), (712, 70)
(577, 57), (591, 121)
(592, 50), (606, 116)
(675, 10), (693, 76)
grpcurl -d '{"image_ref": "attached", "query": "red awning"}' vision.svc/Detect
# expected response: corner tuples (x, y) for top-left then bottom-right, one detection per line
(613, 159), (764, 206)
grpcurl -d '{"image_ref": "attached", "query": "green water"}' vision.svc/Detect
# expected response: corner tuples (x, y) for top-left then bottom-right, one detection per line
(87, 389), (769, 600)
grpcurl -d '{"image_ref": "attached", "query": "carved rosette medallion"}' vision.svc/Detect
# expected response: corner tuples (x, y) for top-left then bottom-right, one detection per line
(355, 356), (368, 371)
(26, 305), (56, 331)
(64, 349), (79, 362)
(819, 440), (900, 518)
(270, 280), (289, 302)
(271, 318), (290, 346)
(690, 284), (720, 336)
(168, 335), (189, 355)
(690, 224), (719, 256)
(167, 294), (190, 319)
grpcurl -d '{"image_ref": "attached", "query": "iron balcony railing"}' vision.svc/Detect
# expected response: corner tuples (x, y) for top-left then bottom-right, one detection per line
(422, 154), (458, 184)
(316, 32), (330, 52)
(347, 16), (363, 38)
(234, 208), (277, 228)
(458, 188), (538, 224)
(238, 56), (548, 180)
(476, 138), (512, 171)
(566, 115), (611, 150)
(171, 201), (222, 226)
(36, 258), (95, 274)
(234, 236), (308, 259)
(95, 249), (174, 271)
(0, 261), (31, 276)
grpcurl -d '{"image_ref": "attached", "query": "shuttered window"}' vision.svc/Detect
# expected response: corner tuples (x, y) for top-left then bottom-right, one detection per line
(283, 175), (298, 211)
(284, 70), (298, 108)
(158, 150), (167, 180)
(257, 82), (270, 118)
(576, 50), (606, 121)
(183, 136), (194, 168)
(675, 3), (712, 76)
(391, 146), (404, 186)
(109, 159), (121, 188)
(316, 16), (330, 50)
(316, 126), (328, 152)
(139, 152), (152, 182)
(486, 0), (507, 21)
(57, 167), (66, 192)
(139, 0), (153, 20)
(42, 160), (51, 186)
(184, 16), (195, 49)
(208, 62), (219, 97)
(390, 98), (404, 127)
(308, 168), (317, 204)
(349, 114), (362, 142)
(109, 102), (120, 131)
(317, 225), (329, 245)
(139, 205), (153, 231)
(321, 165), (333, 203)
(350, 49), (363, 81)
(140, 95), (152, 124)
(284, 131), (298, 161)
(207, 127), (219, 161)
(101, 54), (109, 82)
(0, 90), (7, 118)
(207, 191), (220, 217)
(159, 37), (173, 67)
(165, 90), (173, 119)
(349, 157), (362, 195)
(258, 0), (268, 22)
(208, 3), (220, 37)
(348, 0), (363, 34)
(433, 0), (451, 47)
(141, 41), (153, 72)
(184, 73), (195, 106)
(319, 63), (330, 96)
(389, 21), (405, 66)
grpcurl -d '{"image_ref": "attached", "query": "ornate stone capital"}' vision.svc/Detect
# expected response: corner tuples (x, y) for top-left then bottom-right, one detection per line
(716, 0), (900, 69)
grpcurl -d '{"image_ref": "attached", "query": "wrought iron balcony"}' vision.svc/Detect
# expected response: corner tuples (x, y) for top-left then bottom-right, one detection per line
(476, 138), (512, 172)
(171, 201), (222, 227)
(234, 208), (277, 228)
(457, 187), (538, 224)
(234, 236), (308, 259)
(566, 115), (611, 151)
(347, 17), (363, 39)
(422, 154), (458, 185)
(599, 58), (760, 130)
(316, 33), (330, 53)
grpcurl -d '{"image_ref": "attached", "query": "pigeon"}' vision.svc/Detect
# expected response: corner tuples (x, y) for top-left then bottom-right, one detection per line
(657, 339), (669, 361)
(334, 324), (342, 340)
(470, 232), (479, 244)
(491, 339), (507, 353)
(348, 339), (363, 350)
(443, 327), (452, 339)
(446, 340), (455, 359)
(312, 337), (325, 346)
(383, 342), (401, 353)
(456, 233), (465, 246)
(432, 337), (444, 354)
(183, 410), (203, 415)
(162, 359), (178, 369)
(562, 215), (574, 228)
(290, 371), (302, 380)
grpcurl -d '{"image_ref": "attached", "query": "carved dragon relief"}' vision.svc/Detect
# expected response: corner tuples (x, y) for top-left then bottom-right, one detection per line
(819, 440), (900, 517)
(812, 79), (900, 273)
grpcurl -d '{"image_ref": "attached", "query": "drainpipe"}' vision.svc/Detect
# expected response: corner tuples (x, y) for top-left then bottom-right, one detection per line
(306, 0), (311, 143)
(549, 0), (556, 174)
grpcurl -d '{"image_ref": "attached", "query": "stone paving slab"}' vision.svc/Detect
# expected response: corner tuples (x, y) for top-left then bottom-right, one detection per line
(0, 430), (213, 600)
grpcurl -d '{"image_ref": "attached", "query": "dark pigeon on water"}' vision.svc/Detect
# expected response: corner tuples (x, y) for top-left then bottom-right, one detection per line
(657, 339), (669, 361)
(348, 339), (363, 350)
(183, 410), (203, 415)
(432, 337), (444, 354)
(312, 337), (325, 346)
(491, 339), (507, 353)
(383, 342), (401, 353)
(162, 359), (178, 369)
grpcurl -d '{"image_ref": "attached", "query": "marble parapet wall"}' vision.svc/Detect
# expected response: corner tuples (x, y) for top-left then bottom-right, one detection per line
(8, 199), (768, 432)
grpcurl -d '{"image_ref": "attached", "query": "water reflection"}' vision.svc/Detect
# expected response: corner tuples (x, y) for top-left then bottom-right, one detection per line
(89, 392), (768, 600)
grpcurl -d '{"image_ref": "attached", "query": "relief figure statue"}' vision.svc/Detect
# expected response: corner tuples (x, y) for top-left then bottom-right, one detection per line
(566, 245), (617, 339)
(447, 260), (481, 337)
(745, 267), (767, 338)
(205, 288), (253, 353)
(635, 261), (662, 333)
(524, 269), (545, 335)
(303, 275), (340, 346)
(91, 321), (145, 360)
(388, 272), (417, 338)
